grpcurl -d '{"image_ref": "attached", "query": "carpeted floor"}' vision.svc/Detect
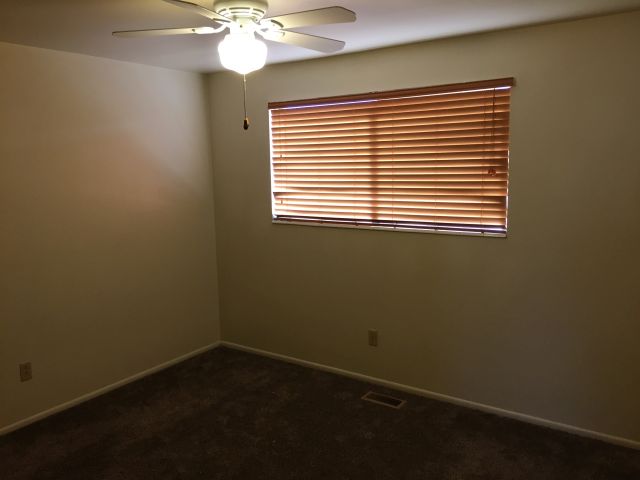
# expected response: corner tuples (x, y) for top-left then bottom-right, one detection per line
(1, 347), (639, 479)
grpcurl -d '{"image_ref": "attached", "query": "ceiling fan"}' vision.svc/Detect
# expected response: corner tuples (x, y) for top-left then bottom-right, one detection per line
(113, 0), (357, 74)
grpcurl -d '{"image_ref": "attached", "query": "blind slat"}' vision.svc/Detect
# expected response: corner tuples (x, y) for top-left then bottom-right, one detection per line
(272, 97), (511, 123)
(274, 154), (509, 163)
(275, 163), (508, 171)
(271, 122), (510, 139)
(272, 89), (512, 118)
(275, 145), (509, 156)
(275, 168), (507, 176)
(275, 193), (505, 204)
(275, 188), (508, 196)
(275, 209), (506, 225)
(274, 135), (510, 150)
(272, 109), (510, 130)
(276, 202), (506, 215)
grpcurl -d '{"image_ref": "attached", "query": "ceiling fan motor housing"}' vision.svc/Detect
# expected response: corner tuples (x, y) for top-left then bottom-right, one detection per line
(213, 0), (268, 24)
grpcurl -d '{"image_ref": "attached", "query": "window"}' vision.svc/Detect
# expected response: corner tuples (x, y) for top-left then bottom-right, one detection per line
(269, 78), (513, 236)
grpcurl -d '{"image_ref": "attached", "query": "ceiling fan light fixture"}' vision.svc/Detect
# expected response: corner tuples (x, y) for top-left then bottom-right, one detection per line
(218, 31), (267, 74)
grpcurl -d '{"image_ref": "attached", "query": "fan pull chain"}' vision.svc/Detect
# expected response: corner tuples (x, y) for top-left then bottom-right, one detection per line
(242, 74), (250, 130)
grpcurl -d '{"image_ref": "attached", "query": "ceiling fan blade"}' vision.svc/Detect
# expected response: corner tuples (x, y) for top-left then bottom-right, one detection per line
(261, 30), (345, 53)
(263, 6), (355, 30)
(162, 0), (230, 23)
(113, 27), (217, 37)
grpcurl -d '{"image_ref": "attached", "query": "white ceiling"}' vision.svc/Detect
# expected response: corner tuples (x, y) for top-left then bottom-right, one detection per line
(1, 0), (639, 72)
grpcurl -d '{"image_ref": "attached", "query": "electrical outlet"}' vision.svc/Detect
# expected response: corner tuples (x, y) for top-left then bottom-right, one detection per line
(19, 362), (32, 382)
(368, 329), (378, 347)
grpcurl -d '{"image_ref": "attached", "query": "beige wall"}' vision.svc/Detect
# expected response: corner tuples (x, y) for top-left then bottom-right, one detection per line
(0, 42), (220, 430)
(209, 11), (640, 442)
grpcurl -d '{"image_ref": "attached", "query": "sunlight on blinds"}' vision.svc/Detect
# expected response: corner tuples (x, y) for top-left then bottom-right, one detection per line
(269, 78), (514, 236)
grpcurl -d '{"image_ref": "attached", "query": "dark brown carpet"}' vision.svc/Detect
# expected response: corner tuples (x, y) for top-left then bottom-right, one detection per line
(1, 347), (639, 479)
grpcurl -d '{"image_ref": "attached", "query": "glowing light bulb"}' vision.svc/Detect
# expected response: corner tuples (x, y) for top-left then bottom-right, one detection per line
(218, 31), (267, 74)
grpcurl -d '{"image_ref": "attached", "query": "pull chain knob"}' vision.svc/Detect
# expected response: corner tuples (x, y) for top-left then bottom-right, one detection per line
(242, 74), (250, 130)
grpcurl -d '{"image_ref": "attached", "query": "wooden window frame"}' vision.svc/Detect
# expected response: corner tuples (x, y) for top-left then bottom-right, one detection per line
(269, 78), (514, 237)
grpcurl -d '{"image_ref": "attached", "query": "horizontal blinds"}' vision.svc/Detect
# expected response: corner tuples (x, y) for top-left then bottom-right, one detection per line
(269, 78), (513, 235)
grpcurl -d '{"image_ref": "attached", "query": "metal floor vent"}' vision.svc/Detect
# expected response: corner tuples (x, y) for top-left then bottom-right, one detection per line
(361, 391), (406, 409)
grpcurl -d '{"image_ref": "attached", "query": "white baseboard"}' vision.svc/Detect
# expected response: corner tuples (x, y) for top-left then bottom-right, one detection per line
(0, 342), (220, 437)
(220, 341), (640, 451)
(4, 339), (638, 451)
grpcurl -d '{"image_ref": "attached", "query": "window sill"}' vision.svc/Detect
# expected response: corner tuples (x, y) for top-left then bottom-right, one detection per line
(272, 219), (507, 238)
